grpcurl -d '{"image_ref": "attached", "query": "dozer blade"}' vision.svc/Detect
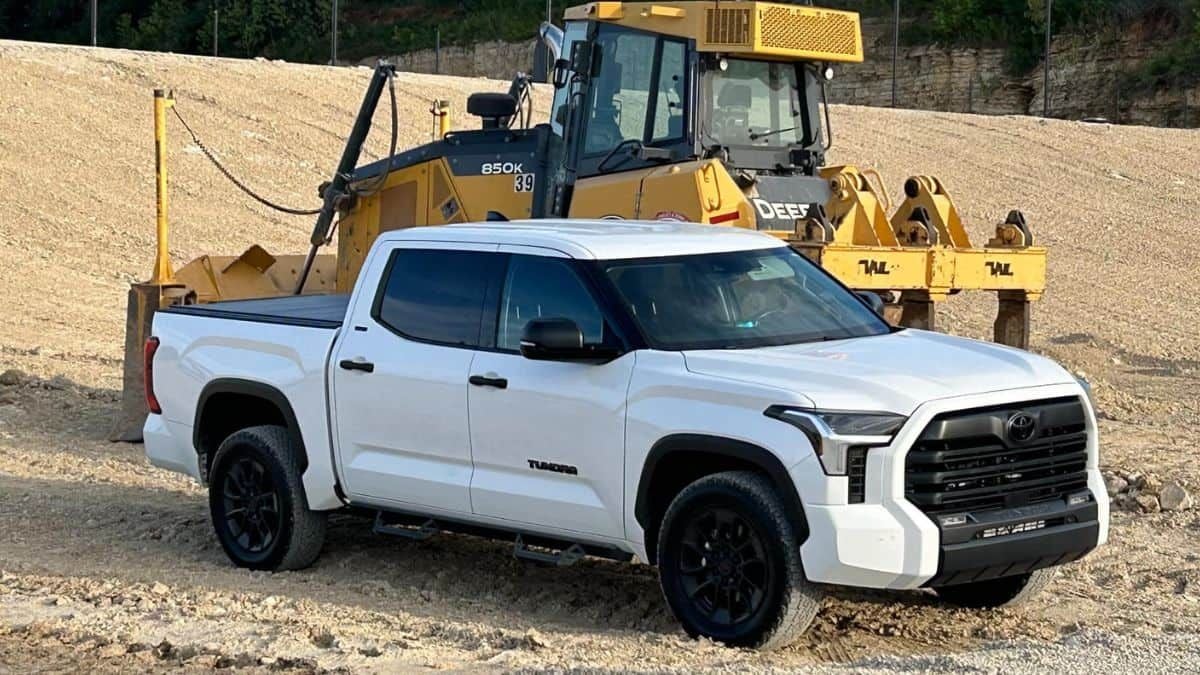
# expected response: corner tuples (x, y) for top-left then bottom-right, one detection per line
(110, 282), (194, 442)
(175, 247), (337, 302)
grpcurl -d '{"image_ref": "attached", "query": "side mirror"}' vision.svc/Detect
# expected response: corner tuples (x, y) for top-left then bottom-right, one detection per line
(520, 318), (616, 362)
(552, 58), (571, 89)
(857, 291), (885, 316)
(520, 318), (584, 360)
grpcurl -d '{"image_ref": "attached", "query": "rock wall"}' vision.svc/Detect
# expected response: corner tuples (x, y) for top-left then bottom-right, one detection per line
(829, 19), (1032, 116)
(371, 40), (537, 80)
(832, 18), (1198, 127)
(378, 18), (1196, 128)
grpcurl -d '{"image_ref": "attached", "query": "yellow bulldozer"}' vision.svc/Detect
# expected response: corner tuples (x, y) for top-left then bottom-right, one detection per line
(114, 0), (1045, 440)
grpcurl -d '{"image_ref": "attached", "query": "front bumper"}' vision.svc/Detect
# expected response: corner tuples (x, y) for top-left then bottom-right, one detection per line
(925, 496), (1099, 587)
(796, 383), (1109, 590)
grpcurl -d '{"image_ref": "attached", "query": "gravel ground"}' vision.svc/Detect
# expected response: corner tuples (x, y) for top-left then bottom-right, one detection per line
(1, 40), (1198, 672)
(831, 630), (1200, 674)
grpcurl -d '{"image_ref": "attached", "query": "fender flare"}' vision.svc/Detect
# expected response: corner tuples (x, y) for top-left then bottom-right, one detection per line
(634, 433), (808, 540)
(193, 378), (308, 475)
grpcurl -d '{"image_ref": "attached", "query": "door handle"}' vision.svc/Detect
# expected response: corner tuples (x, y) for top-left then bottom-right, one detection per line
(339, 359), (375, 373)
(468, 374), (508, 389)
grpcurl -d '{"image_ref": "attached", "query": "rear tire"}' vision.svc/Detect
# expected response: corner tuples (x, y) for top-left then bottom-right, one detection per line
(933, 567), (1058, 609)
(208, 425), (326, 571)
(656, 471), (821, 650)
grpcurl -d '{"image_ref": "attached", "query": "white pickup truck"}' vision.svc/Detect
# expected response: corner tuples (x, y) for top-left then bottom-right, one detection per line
(144, 220), (1108, 649)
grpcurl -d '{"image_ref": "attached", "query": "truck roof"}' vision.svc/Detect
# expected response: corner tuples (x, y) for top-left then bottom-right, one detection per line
(376, 220), (787, 260)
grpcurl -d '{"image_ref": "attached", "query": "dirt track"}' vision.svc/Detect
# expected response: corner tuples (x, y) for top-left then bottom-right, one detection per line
(1, 40), (1199, 671)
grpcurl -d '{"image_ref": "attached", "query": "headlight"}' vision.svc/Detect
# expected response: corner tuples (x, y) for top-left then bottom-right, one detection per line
(764, 406), (906, 475)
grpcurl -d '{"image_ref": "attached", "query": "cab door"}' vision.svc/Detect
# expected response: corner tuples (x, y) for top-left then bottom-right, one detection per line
(331, 242), (503, 514)
(467, 246), (635, 538)
(554, 23), (691, 219)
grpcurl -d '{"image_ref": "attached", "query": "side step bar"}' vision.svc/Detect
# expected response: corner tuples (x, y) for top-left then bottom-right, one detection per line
(370, 509), (632, 566)
(373, 513), (437, 541)
(513, 535), (586, 567)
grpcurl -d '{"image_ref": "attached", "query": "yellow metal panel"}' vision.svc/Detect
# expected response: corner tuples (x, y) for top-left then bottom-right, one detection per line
(645, 4), (686, 18)
(451, 173), (535, 222)
(568, 169), (651, 219)
(174, 251), (336, 301)
(812, 245), (934, 292)
(380, 181), (420, 232)
(567, 2), (863, 63)
(753, 5), (861, 62)
(949, 247), (1047, 294)
(566, 1), (624, 20)
(636, 160), (756, 226)
(427, 159), (467, 224)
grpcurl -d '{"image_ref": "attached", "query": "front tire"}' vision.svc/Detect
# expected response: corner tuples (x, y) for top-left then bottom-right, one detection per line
(656, 471), (821, 649)
(933, 567), (1058, 609)
(208, 425), (327, 571)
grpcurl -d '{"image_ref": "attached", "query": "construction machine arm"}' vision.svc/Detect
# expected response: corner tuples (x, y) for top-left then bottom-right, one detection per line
(296, 62), (396, 294)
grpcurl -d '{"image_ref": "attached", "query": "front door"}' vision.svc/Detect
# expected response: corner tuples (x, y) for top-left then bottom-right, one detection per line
(332, 243), (503, 514)
(468, 247), (634, 538)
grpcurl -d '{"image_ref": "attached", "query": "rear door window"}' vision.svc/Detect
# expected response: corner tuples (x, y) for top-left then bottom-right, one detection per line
(373, 249), (504, 348)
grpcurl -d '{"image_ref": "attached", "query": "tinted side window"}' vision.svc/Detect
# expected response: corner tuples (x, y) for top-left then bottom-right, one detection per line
(583, 29), (656, 156)
(375, 249), (501, 347)
(497, 256), (606, 351)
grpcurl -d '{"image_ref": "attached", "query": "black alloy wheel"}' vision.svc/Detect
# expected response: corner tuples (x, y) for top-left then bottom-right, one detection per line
(676, 506), (772, 627)
(220, 455), (282, 556)
(207, 425), (326, 571)
(657, 471), (822, 649)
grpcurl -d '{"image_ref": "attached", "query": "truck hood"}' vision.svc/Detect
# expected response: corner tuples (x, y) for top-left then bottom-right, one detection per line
(682, 329), (1075, 415)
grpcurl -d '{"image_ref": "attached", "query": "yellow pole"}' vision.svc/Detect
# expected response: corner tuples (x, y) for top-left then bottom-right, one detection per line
(432, 99), (450, 140)
(152, 89), (175, 284)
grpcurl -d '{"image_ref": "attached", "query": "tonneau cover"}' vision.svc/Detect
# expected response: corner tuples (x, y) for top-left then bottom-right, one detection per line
(165, 294), (350, 329)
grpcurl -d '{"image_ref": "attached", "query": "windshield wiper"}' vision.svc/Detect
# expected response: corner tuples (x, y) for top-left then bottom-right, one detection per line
(748, 126), (798, 141)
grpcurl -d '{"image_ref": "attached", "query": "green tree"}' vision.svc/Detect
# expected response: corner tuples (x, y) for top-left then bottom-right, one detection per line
(116, 0), (204, 52)
(194, 0), (330, 62)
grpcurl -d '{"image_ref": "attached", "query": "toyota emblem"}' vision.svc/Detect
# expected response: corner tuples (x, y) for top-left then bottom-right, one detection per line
(1006, 412), (1038, 444)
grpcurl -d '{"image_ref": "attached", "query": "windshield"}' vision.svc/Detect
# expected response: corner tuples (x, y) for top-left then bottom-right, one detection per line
(704, 59), (805, 148)
(603, 247), (890, 351)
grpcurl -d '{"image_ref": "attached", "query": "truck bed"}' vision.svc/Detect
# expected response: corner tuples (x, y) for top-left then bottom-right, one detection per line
(164, 294), (350, 329)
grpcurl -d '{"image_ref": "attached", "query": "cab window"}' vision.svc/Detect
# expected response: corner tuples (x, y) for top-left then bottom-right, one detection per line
(581, 25), (688, 163)
(549, 20), (589, 137)
(652, 40), (686, 143)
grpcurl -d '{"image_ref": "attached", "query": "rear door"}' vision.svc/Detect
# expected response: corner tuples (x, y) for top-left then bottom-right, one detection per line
(331, 242), (504, 514)
(467, 246), (635, 538)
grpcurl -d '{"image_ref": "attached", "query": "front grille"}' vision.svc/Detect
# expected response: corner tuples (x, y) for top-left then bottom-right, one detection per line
(905, 397), (1089, 516)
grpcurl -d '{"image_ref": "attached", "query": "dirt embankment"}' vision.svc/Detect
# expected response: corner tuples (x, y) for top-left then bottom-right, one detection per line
(1, 40), (1199, 672)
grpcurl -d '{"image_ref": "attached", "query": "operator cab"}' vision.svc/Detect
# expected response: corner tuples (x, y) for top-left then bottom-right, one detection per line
(540, 2), (856, 222)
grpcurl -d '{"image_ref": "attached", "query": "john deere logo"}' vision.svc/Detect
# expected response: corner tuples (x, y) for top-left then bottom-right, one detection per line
(1006, 412), (1038, 444)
